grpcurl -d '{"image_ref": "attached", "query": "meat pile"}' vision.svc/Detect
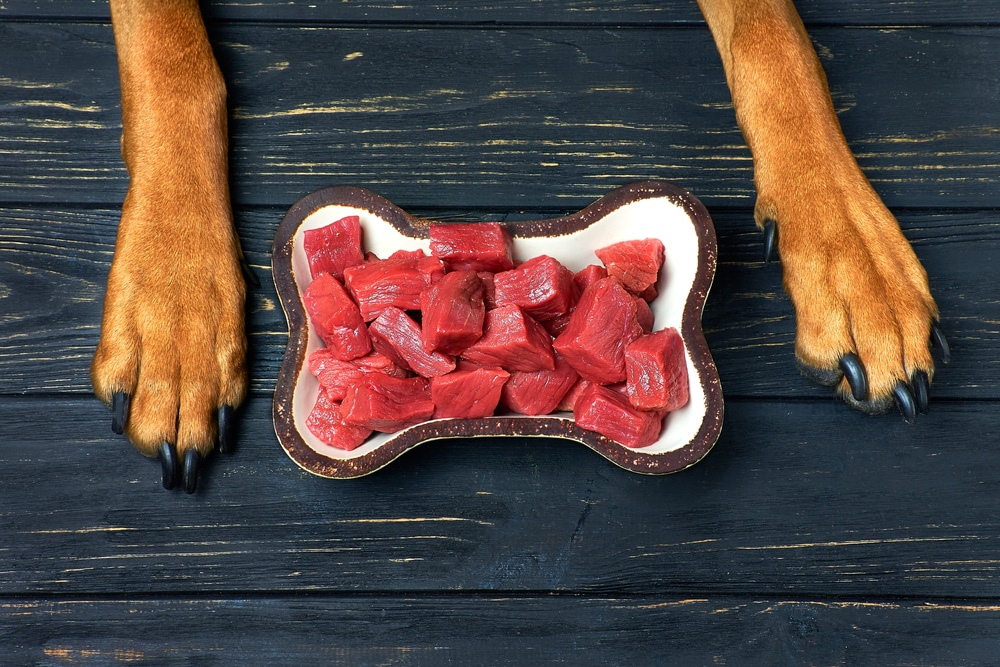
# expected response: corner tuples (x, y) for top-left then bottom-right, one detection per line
(300, 215), (689, 452)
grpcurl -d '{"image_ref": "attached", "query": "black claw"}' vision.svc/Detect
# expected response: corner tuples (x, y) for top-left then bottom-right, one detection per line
(240, 255), (261, 288)
(159, 442), (179, 490)
(218, 405), (235, 454)
(762, 218), (777, 263)
(838, 353), (868, 402)
(182, 449), (201, 495)
(892, 382), (917, 424)
(111, 392), (129, 435)
(931, 322), (951, 364)
(913, 370), (930, 414)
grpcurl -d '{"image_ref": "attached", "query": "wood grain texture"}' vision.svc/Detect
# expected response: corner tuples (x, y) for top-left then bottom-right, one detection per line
(4, 395), (1000, 598)
(2, 0), (999, 24)
(0, 24), (998, 208)
(0, 206), (981, 397)
(2, 2), (998, 662)
(4, 596), (1000, 666)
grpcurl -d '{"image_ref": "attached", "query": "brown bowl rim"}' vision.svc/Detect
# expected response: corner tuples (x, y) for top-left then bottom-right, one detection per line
(271, 181), (723, 478)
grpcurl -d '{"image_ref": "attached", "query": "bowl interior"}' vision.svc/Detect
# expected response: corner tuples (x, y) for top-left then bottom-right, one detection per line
(285, 192), (711, 464)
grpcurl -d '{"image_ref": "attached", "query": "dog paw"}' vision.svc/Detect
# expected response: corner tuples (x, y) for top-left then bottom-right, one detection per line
(91, 191), (249, 492)
(758, 187), (947, 423)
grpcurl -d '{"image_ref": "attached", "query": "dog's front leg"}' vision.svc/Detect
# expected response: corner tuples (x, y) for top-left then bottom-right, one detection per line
(697, 0), (946, 420)
(91, 0), (248, 491)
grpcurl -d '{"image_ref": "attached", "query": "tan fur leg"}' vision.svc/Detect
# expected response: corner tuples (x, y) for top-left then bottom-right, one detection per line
(92, 0), (248, 487)
(697, 0), (941, 419)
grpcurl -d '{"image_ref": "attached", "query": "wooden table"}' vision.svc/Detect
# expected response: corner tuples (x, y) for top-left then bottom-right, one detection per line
(3, 2), (1000, 663)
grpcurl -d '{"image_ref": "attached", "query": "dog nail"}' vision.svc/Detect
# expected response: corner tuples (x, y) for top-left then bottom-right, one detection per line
(892, 382), (917, 424)
(240, 255), (261, 288)
(218, 405), (235, 454)
(111, 392), (129, 435)
(159, 442), (179, 490)
(762, 219), (777, 263)
(182, 449), (201, 495)
(930, 322), (951, 364)
(913, 371), (930, 414)
(838, 353), (868, 401)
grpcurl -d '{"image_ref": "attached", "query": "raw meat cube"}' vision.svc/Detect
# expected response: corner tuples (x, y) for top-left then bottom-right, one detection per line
(305, 391), (372, 451)
(556, 377), (591, 412)
(302, 272), (371, 360)
(369, 307), (456, 378)
(542, 310), (574, 338)
(574, 264), (608, 293)
(344, 255), (445, 321)
(574, 383), (663, 449)
(478, 272), (497, 310)
(633, 295), (654, 332)
(429, 222), (515, 272)
(303, 215), (365, 282)
(493, 254), (579, 322)
(460, 304), (555, 372)
(625, 328), (689, 412)
(553, 277), (643, 384)
(502, 353), (580, 416)
(420, 270), (485, 355)
(388, 248), (426, 260)
(431, 367), (510, 419)
(341, 375), (434, 433)
(595, 238), (665, 294)
(308, 349), (406, 401)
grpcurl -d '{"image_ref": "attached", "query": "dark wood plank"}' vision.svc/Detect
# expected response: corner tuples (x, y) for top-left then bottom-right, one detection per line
(4, 395), (1000, 598)
(4, 595), (1000, 666)
(1, 23), (999, 209)
(0, 205), (982, 397)
(3, 0), (998, 25)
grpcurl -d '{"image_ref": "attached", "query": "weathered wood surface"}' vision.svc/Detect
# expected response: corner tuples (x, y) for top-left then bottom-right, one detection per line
(3, 0), (999, 24)
(5, 597), (1000, 666)
(1, 23), (999, 209)
(2, 2), (1000, 664)
(4, 395), (1000, 599)
(0, 206), (985, 397)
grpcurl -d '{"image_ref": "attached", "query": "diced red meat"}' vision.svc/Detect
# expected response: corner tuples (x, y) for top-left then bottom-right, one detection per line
(308, 348), (407, 401)
(388, 248), (426, 260)
(303, 215), (365, 282)
(305, 391), (372, 451)
(478, 271), (497, 309)
(460, 304), (555, 372)
(542, 310), (574, 338)
(369, 307), (456, 378)
(574, 264), (608, 293)
(633, 295), (654, 332)
(341, 375), (434, 433)
(420, 270), (485, 355)
(493, 254), (579, 322)
(556, 377), (591, 412)
(595, 238), (665, 294)
(553, 277), (643, 384)
(636, 282), (658, 303)
(501, 353), (580, 416)
(625, 328), (689, 412)
(302, 272), (371, 360)
(429, 222), (515, 272)
(431, 367), (510, 419)
(344, 255), (445, 321)
(574, 383), (663, 449)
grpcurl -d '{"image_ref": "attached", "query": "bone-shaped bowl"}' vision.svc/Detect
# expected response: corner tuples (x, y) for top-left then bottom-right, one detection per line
(272, 181), (723, 478)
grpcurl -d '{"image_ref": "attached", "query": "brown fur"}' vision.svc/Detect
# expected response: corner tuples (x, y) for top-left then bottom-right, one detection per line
(92, 0), (937, 459)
